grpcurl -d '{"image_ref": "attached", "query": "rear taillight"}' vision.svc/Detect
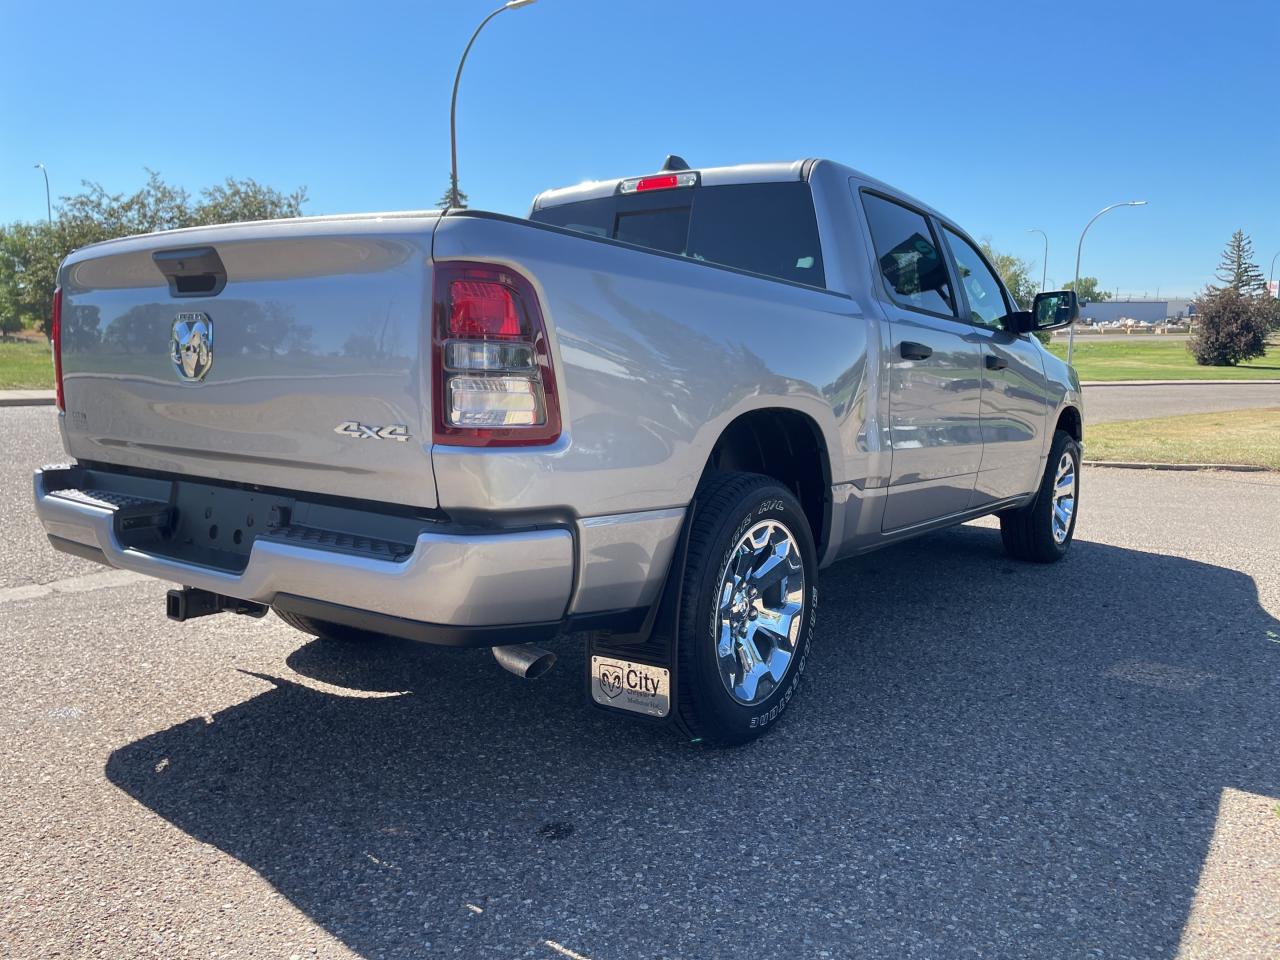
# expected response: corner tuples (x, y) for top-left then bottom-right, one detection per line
(51, 286), (64, 412)
(432, 262), (560, 447)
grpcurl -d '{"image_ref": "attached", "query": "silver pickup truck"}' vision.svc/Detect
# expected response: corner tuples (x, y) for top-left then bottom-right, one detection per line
(34, 157), (1083, 745)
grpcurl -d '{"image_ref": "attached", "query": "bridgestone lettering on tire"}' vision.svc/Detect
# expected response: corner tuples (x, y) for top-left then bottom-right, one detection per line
(674, 473), (819, 746)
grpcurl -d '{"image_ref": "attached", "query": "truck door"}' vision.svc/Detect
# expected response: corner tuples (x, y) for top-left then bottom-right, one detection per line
(858, 191), (984, 531)
(937, 225), (1053, 504)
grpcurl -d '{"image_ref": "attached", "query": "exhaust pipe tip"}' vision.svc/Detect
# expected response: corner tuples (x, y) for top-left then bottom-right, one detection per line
(492, 643), (557, 679)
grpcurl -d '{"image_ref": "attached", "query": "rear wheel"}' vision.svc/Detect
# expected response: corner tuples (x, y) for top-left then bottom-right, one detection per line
(999, 429), (1081, 563)
(274, 609), (384, 644)
(674, 473), (818, 747)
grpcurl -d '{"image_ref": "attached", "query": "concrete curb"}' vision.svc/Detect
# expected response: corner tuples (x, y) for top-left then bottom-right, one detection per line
(1083, 459), (1273, 473)
(1081, 379), (1280, 387)
(0, 390), (55, 407)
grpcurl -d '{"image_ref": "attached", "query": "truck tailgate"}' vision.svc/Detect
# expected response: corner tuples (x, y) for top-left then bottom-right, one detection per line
(57, 214), (440, 509)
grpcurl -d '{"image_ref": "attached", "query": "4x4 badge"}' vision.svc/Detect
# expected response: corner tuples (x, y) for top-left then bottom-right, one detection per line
(333, 421), (411, 442)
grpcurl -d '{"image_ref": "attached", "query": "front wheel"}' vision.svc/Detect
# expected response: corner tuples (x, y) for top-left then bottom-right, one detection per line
(999, 429), (1081, 563)
(674, 473), (819, 747)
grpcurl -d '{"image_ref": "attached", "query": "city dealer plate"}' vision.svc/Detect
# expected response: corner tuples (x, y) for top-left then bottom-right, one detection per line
(591, 656), (670, 718)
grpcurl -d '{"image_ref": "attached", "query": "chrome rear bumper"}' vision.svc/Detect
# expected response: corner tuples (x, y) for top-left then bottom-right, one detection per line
(33, 465), (683, 642)
(34, 465), (571, 628)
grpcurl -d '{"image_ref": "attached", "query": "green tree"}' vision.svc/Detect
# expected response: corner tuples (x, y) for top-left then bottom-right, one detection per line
(1214, 229), (1266, 295)
(1062, 277), (1111, 304)
(436, 177), (469, 210)
(1188, 285), (1270, 366)
(193, 177), (308, 226)
(979, 239), (1039, 309)
(0, 171), (307, 338)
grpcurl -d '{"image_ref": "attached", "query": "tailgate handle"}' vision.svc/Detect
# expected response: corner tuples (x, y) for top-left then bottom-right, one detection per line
(153, 246), (227, 298)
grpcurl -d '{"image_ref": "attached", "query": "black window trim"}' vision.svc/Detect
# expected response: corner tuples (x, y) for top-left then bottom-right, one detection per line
(524, 182), (830, 293)
(857, 187), (964, 325)
(449, 209), (851, 301)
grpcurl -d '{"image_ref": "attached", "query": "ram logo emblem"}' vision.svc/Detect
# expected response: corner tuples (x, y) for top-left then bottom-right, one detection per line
(170, 313), (213, 382)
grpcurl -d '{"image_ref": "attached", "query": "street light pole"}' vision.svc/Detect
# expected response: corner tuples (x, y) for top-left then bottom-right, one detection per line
(1068, 200), (1148, 364)
(449, 0), (537, 209)
(33, 163), (51, 223)
(1028, 228), (1049, 293)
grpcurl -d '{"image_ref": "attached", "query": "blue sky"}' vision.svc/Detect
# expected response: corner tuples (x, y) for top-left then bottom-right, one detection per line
(2, 0), (1277, 297)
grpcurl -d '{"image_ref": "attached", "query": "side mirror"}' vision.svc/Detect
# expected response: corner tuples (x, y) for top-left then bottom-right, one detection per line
(1031, 290), (1079, 331)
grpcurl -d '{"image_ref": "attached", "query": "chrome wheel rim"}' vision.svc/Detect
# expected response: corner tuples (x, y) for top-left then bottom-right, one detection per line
(715, 519), (806, 706)
(1051, 451), (1077, 544)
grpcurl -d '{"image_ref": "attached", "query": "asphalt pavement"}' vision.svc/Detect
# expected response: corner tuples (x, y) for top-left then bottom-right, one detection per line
(1082, 381), (1280, 424)
(3, 405), (1278, 960)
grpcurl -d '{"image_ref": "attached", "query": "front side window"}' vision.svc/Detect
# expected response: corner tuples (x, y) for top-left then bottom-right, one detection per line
(942, 228), (1009, 330)
(860, 192), (955, 316)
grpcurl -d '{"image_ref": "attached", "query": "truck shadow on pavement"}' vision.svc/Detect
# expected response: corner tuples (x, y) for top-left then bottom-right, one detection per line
(105, 524), (1280, 959)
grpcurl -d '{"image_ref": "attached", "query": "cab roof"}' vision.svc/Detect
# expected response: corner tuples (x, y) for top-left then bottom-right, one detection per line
(530, 157), (948, 226)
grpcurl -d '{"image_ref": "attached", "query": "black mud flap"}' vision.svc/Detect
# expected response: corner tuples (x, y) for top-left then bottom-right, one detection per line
(585, 498), (696, 728)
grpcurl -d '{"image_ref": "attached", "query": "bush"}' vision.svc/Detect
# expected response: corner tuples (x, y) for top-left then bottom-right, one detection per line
(1187, 287), (1270, 366)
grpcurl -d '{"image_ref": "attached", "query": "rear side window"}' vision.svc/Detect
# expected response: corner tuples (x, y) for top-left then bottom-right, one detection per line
(860, 192), (955, 316)
(531, 181), (825, 287)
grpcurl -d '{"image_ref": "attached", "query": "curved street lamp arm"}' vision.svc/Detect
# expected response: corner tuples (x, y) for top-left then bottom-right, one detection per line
(1068, 201), (1146, 364)
(449, 5), (511, 209)
(34, 162), (51, 223)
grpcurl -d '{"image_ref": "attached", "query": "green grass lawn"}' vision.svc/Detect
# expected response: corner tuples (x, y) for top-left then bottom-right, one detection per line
(0, 339), (54, 390)
(1086, 408), (1280, 469)
(1047, 337), (1280, 381)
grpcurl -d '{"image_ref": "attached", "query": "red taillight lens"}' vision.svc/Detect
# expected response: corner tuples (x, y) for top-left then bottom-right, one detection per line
(51, 286), (64, 412)
(448, 279), (524, 338)
(432, 262), (561, 447)
(636, 174), (679, 192)
(619, 171), (698, 194)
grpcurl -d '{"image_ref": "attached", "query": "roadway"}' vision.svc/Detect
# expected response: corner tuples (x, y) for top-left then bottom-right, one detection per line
(1083, 381), (1280, 423)
(3, 405), (1278, 959)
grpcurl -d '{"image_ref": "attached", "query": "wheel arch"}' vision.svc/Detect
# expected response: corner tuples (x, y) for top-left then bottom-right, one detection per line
(1055, 404), (1083, 442)
(700, 407), (833, 557)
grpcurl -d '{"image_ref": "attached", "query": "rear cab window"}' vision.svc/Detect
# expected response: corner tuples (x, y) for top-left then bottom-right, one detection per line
(530, 180), (826, 288)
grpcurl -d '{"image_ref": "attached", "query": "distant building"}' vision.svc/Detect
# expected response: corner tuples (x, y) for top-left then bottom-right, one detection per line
(1078, 298), (1188, 324)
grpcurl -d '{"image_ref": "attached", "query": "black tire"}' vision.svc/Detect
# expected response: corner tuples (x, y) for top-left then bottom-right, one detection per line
(274, 609), (384, 644)
(673, 473), (819, 747)
(999, 430), (1081, 563)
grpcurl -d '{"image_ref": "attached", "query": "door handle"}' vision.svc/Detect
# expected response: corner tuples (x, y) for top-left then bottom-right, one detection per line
(899, 341), (933, 361)
(985, 355), (1008, 371)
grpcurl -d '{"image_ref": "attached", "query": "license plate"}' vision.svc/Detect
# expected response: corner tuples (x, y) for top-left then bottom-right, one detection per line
(591, 656), (670, 718)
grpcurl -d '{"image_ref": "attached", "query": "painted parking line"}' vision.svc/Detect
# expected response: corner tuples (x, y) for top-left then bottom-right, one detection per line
(0, 569), (147, 605)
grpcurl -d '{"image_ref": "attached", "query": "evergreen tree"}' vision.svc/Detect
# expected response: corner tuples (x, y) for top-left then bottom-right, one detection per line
(1214, 229), (1266, 294)
(436, 178), (469, 210)
(1188, 286), (1270, 366)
